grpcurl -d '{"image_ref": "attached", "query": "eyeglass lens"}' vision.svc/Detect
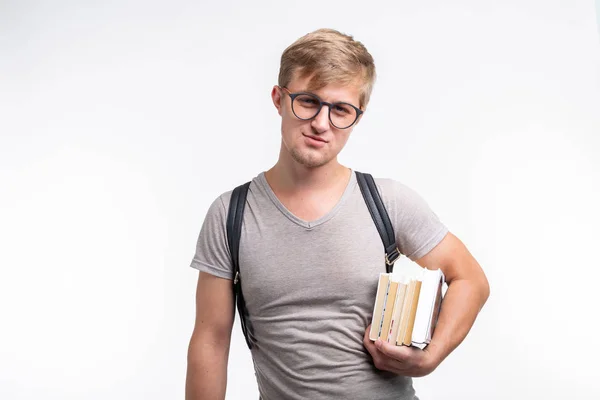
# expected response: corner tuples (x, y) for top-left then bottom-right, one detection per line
(291, 93), (358, 129)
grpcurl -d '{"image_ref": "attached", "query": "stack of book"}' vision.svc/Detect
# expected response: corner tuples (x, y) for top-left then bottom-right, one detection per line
(369, 268), (445, 349)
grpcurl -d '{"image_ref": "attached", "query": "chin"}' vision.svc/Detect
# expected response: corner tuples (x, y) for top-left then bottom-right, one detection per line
(290, 147), (333, 168)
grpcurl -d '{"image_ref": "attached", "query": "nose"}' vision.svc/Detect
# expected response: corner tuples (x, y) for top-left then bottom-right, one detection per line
(310, 105), (330, 133)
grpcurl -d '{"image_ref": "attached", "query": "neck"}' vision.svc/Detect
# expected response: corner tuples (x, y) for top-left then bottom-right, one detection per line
(265, 148), (350, 193)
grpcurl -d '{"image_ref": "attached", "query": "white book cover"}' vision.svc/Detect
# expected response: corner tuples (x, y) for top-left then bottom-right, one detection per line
(411, 268), (445, 348)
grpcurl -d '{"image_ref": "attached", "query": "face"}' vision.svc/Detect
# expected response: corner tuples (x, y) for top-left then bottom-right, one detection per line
(271, 74), (363, 169)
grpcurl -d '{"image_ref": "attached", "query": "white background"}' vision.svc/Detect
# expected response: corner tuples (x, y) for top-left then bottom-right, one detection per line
(1, 1), (599, 399)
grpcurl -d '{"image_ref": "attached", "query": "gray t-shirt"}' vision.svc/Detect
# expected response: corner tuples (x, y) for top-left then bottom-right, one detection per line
(190, 170), (448, 400)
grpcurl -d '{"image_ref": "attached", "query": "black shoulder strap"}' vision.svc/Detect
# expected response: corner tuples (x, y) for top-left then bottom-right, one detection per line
(226, 181), (255, 349)
(355, 171), (400, 273)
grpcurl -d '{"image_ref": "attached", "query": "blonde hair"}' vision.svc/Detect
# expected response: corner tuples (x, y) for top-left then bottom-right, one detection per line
(278, 28), (376, 109)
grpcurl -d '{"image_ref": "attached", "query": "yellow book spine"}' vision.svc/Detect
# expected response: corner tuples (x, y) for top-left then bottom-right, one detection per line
(402, 280), (423, 346)
(378, 281), (398, 341)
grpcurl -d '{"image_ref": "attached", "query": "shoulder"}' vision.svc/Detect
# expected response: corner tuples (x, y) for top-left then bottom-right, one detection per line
(205, 175), (262, 218)
(372, 176), (415, 196)
(370, 176), (427, 209)
(205, 191), (231, 219)
(366, 173), (440, 223)
(366, 174), (447, 259)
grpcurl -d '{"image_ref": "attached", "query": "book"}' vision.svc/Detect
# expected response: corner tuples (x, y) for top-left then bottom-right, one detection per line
(400, 279), (422, 346)
(411, 268), (445, 349)
(370, 267), (445, 348)
(369, 273), (390, 340)
(395, 279), (416, 345)
(378, 280), (399, 341)
(386, 279), (408, 343)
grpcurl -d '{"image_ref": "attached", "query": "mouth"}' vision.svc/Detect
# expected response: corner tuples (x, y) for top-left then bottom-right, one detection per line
(302, 133), (327, 143)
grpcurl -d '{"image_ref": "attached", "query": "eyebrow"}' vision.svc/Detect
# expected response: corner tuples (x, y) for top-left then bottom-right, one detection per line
(290, 89), (358, 107)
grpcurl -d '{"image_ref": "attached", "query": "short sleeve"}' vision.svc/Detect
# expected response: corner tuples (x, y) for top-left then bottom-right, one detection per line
(189, 194), (234, 279)
(377, 179), (449, 261)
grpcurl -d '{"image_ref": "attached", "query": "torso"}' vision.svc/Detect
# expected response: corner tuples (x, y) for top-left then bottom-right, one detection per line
(234, 171), (417, 400)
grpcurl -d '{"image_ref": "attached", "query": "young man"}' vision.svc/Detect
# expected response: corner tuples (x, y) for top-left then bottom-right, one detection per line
(186, 29), (489, 400)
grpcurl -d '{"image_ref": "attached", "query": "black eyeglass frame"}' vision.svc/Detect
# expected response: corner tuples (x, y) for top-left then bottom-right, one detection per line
(280, 86), (364, 129)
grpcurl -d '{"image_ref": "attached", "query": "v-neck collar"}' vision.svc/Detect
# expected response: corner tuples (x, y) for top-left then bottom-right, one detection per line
(257, 169), (357, 229)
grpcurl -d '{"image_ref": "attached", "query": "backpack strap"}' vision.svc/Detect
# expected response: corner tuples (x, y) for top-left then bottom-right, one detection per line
(355, 171), (400, 273)
(226, 181), (255, 349)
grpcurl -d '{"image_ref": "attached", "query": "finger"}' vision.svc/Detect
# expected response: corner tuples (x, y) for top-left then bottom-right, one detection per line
(363, 327), (393, 365)
(363, 325), (376, 349)
(363, 324), (372, 342)
(364, 334), (378, 356)
(375, 339), (414, 363)
(370, 348), (410, 374)
(372, 355), (414, 375)
(375, 341), (430, 376)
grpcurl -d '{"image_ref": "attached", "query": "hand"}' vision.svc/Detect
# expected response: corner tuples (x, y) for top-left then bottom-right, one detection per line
(363, 324), (441, 377)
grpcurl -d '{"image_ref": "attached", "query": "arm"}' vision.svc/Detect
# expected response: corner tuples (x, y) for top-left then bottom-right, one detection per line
(186, 272), (235, 400)
(364, 232), (490, 376)
(415, 232), (489, 368)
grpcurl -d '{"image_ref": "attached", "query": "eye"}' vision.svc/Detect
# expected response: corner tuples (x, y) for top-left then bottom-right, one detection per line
(333, 103), (352, 115)
(298, 96), (319, 106)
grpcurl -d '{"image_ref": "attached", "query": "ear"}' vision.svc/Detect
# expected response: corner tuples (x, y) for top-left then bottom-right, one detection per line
(271, 86), (283, 116)
(354, 110), (365, 126)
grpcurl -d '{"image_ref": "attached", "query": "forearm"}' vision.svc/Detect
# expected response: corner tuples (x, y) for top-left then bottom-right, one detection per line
(185, 338), (229, 400)
(426, 277), (489, 366)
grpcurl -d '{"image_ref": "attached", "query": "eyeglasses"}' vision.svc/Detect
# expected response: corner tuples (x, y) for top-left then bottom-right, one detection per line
(280, 86), (363, 130)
